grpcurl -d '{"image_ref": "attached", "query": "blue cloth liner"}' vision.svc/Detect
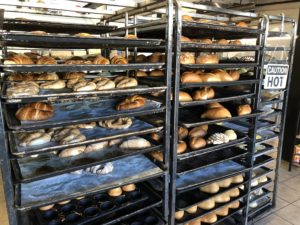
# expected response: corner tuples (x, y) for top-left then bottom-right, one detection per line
(176, 160), (246, 189)
(13, 118), (155, 154)
(20, 154), (162, 206)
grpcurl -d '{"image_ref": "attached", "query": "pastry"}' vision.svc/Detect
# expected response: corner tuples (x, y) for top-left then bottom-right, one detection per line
(207, 133), (230, 145)
(58, 146), (86, 158)
(116, 78), (138, 88)
(36, 56), (57, 65)
(63, 72), (85, 80)
(111, 55), (128, 64)
(181, 36), (191, 42)
(217, 39), (229, 45)
(200, 183), (220, 194)
(150, 69), (164, 77)
(85, 141), (109, 153)
(39, 204), (55, 211)
(135, 70), (148, 77)
(178, 141), (187, 154)
(178, 127), (188, 140)
(201, 107), (232, 119)
(108, 187), (122, 197)
(40, 80), (66, 89)
(216, 206), (229, 216)
(116, 95), (145, 110)
(6, 81), (39, 97)
(73, 80), (97, 92)
(199, 73), (222, 82)
(122, 184), (136, 192)
(236, 21), (248, 28)
(179, 91), (193, 102)
(237, 104), (252, 116)
(231, 174), (244, 184)
(228, 201), (240, 209)
(196, 54), (219, 64)
(175, 211), (185, 220)
(229, 188), (240, 197)
(98, 118), (133, 130)
(186, 205), (198, 214)
(37, 73), (59, 81)
(189, 137), (206, 150)
(201, 213), (217, 224)
(4, 54), (33, 64)
(214, 193), (230, 203)
(119, 138), (151, 149)
(16, 102), (54, 121)
(228, 70), (240, 81)
(212, 69), (233, 81)
(198, 199), (215, 210)
(19, 132), (51, 147)
(188, 126), (207, 138)
(181, 72), (202, 83)
(93, 56), (110, 64)
(192, 87), (215, 100)
(93, 77), (115, 90)
(224, 130), (237, 141)
(180, 52), (195, 64)
(182, 15), (193, 21)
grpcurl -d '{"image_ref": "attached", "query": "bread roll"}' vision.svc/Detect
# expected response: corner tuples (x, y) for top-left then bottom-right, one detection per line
(135, 70), (148, 77)
(136, 55), (147, 63)
(229, 188), (240, 197)
(200, 183), (220, 194)
(182, 15), (194, 21)
(75, 33), (92, 37)
(150, 151), (163, 162)
(178, 141), (187, 154)
(148, 53), (163, 63)
(199, 73), (222, 82)
(85, 142), (108, 153)
(179, 91), (193, 102)
(217, 178), (232, 188)
(94, 77), (116, 90)
(178, 127), (188, 140)
(217, 39), (229, 45)
(228, 70), (240, 81)
(98, 118), (132, 130)
(4, 54), (33, 64)
(186, 205), (198, 214)
(36, 56), (57, 65)
(199, 38), (213, 44)
(230, 40), (242, 45)
(63, 72), (85, 80)
(111, 55), (128, 64)
(198, 198), (215, 210)
(201, 107), (232, 119)
(201, 213), (217, 224)
(237, 21), (248, 28)
(224, 130), (237, 141)
(187, 219), (201, 225)
(120, 138), (151, 149)
(231, 174), (244, 184)
(16, 102), (54, 121)
(188, 126), (207, 138)
(258, 176), (268, 183)
(108, 187), (122, 197)
(58, 200), (71, 205)
(181, 36), (191, 42)
(237, 104), (252, 116)
(37, 73), (59, 81)
(93, 56), (110, 64)
(212, 70), (233, 81)
(192, 87), (215, 100)
(214, 193), (230, 203)
(122, 184), (136, 192)
(116, 95), (145, 111)
(39, 204), (55, 211)
(206, 102), (224, 109)
(30, 31), (47, 36)
(181, 72), (202, 83)
(228, 201), (240, 209)
(125, 34), (137, 39)
(40, 80), (66, 89)
(175, 211), (185, 220)
(58, 146), (86, 158)
(151, 133), (162, 142)
(150, 69), (164, 77)
(216, 206), (229, 216)
(180, 52), (195, 64)
(196, 54), (219, 64)
(189, 137), (206, 150)
(116, 78), (137, 88)
(7, 73), (34, 81)
(251, 179), (259, 187)
(73, 81), (96, 92)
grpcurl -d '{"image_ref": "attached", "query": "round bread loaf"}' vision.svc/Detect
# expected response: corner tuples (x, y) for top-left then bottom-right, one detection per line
(228, 70), (240, 81)
(198, 198), (215, 210)
(116, 95), (145, 110)
(196, 54), (219, 64)
(175, 211), (185, 220)
(200, 183), (220, 194)
(16, 102), (54, 121)
(122, 184), (136, 192)
(237, 104), (252, 116)
(179, 91), (193, 102)
(180, 52), (195, 64)
(199, 73), (222, 82)
(192, 87), (215, 100)
(186, 205), (198, 214)
(216, 206), (229, 216)
(201, 107), (232, 119)
(189, 137), (206, 150)
(181, 72), (202, 83)
(178, 141), (187, 154)
(150, 69), (164, 77)
(201, 213), (218, 224)
(108, 187), (122, 197)
(217, 178), (232, 188)
(214, 193), (230, 203)
(178, 127), (189, 140)
(188, 126), (207, 138)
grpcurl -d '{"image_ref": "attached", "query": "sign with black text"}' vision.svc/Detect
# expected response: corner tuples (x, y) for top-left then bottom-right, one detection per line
(264, 64), (289, 89)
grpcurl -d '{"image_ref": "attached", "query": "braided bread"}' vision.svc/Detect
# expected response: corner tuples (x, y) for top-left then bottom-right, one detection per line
(93, 56), (110, 65)
(4, 54), (33, 65)
(111, 55), (128, 64)
(36, 56), (57, 65)
(116, 95), (145, 111)
(16, 102), (54, 121)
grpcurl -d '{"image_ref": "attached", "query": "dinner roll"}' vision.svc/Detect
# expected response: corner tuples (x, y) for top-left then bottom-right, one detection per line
(189, 137), (207, 150)
(196, 54), (219, 64)
(214, 193), (231, 203)
(178, 141), (187, 154)
(217, 178), (232, 188)
(201, 213), (218, 224)
(198, 198), (215, 210)
(200, 183), (220, 194)
(186, 205), (198, 214)
(179, 91), (193, 102)
(175, 211), (185, 220)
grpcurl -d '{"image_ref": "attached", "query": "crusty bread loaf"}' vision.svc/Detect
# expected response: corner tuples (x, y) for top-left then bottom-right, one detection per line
(180, 52), (195, 64)
(189, 137), (207, 150)
(188, 126), (207, 138)
(93, 56), (110, 64)
(111, 55), (128, 64)
(178, 141), (187, 154)
(116, 78), (137, 88)
(237, 104), (252, 116)
(16, 102), (54, 121)
(179, 91), (193, 102)
(178, 127), (188, 140)
(181, 72), (202, 83)
(196, 54), (219, 64)
(4, 54), (33, 65)
(212, 69), (233, 81)
(116, 95), (145, 110)
(36, 56), (57, 65)
(201, 107), (232, 119)
(192, 87), (215, 100)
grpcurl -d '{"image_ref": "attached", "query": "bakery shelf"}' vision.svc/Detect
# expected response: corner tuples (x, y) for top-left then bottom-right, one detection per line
(255, 130), (279, 145)
(176, 178), (248, 210)
(181, 63), (258, 70)
(177, 147), (248, 175)
(248, 202), (273, 221)
(1, 63), (165, 73)
(259, 98), (283, 107)
(15, 154), (165, 210)
(251, 178), (273, 193)
(32, 183), (162, 225)
(176, 161), (251, 193)
(4, 98), (165, 130)
(3, 19), (116, 34)
(181, 42), (260, 52)
(253, 155), (274, 170)
(259, 109), (282, 119)
(175, 196), (246, 225)
(252, 167), (273, 182)
(2, 33), (164, 49)
(9, 118), (162, 157)
(265, 46), (291, 52)
(254, 144), (276, 158)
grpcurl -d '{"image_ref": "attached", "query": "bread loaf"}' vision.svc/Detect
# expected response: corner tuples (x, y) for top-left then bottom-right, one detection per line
(178, 141), (187, 154)
(94, 77), (116, 90)
(230, 40), (242, 45)
(111, 55), (128, 64)
(228, 201), (240, 209)
(30, 31), (47, 36)
(231, 174), (244, 184)
(36, 56), (57, 65)
(16, 102), (54, 121)
(150, 69), (164, 77)
(180, 52), (195, 64)
(217, 178), (232, 188)
(135, 70), (148, 77)
(150, 151), (163, 162)
(136, 55), (147, 63)
(39, 204), (55, 211)
(93, 56), (110, 64)
(189, 137), (207, 150)
(199, 38), (213, 44)
(201, 107), (232, 119)
(228, 70), (240, 81)
(7, 74), (34, 81)
(182, 15), (194, 21)
(116, 78), (138, 88)
(229, 188), (240, 197)
(179, 91), (193, 102)
(216, 206), (229, 216)
(40, 80), (66, 89)
(237, 104), (252, 116)
(212, 69), (233, 81)
(178, 127), (188, 140)
(122, 184), (136, 192)
(4, 54), (33, 64)
(196, 54), (219, 64)
(192, 87), (215, 100)
(199, 73), (222, 82)
(151, 133), (162, 142)
(206, 102), (223, 109)
(198, 199), (215, 210)
(148, 52), (163, 63)
(175, 211), (185, 220)
(73, 81), (97, 92)
(201, 213), (218, 224)
(181, 36), (191, 42)
(188, 126), (207, 138)
(186, 205), (198, 214)
(200, 183), (219, 194)
(217, 39), (229, 45)
(181, 72), (202, 83)
(58, 146), (86, 158)
(85, 142), (109, 153)
(214, 193), (230, 203)
(116, 95), (145, 110)
(108, 187), (122, 197)
(119, 138), (151, 149)
(236, 21), (248, 28)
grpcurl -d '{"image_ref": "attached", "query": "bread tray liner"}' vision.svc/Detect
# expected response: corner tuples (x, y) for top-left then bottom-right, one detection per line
(5, 98), (162, 129)
(19, 154), (163, 208)
(10, 118), (158, 155)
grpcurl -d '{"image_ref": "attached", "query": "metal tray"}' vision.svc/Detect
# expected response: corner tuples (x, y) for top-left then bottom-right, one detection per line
(2, 33), (164, 49)
(252, 167), (273, 182)
(3, 19), (116, 34)
(181, 42), (260, 52)
(176, 177), (248, 210)
(253, 155), (274, 169)
(181, 62), (258, 70)
(177, 147), (248, 175)
(12, 136), (162, 183)
(251, 178), (273, 194)
(248, 200), (272, 219)
(260, 98), (283, 107)
(254, 144), (275, 158)
(5, 98), (164, 130)
(176, 160), (250, 193)
(9, 118), (162, 157)
(256, 130), (279, 145)
(175, 195), (246, 225)
(259, 109), (282, 119)
(177, 124), (248, 160)
(1, 63), (164, 73)
(17, 154), (164, 209)
(178, 105), (262, 128)
(33, 183), (160, 225)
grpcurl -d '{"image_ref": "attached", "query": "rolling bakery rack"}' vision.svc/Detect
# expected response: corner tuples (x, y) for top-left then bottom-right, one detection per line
(0, 1), (173, 225)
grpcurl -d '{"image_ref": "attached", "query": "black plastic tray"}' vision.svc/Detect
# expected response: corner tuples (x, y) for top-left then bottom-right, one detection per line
(253, 155), (274, 169)
(255, 130), (279, 145)
(252, 167), (273, 182)
(9, 118), (162, 157)
(181, 63), (258, 70)
(34, 183), (160, 225)
(181, 42), (259, 52)
(1, 63), (164, 73)
(254, 144), (275, 158)
(176, 160), (250, 193)
(4, 98), (164, 130)
(248, 201), (272, 219)
(17, 154), (164, 209)
(12, 137), (161, 183)
(177, 125), (247, 160)
(251, 178), (273, 193)
(259, 109), (282, 119)
(260, 98), (283, 107)
(177, 147), (248, 175)
(113, 210), (165, 225)
(2, 33), (164, 49)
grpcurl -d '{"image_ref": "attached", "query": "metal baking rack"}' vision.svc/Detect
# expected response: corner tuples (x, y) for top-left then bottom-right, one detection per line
(0, 0), (173, 224)
(169, 1), (268, 225)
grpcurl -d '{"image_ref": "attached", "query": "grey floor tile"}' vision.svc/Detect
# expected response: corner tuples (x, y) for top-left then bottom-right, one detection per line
(255, 213), (292, 225)
(292, 199), (300, 208)
(283, 175), (300, 192)
(272, 197), (290, 212)
(277, 183), (300, 203)
(275, 204), (300, 224)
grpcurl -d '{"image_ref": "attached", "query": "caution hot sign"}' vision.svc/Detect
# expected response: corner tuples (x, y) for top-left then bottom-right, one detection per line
(264, 64), (289, 89)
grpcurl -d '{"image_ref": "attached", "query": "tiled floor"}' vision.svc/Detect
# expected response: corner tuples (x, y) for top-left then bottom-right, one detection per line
(1, 163), (300, 225)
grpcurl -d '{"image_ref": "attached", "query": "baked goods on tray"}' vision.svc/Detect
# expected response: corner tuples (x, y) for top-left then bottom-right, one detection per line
(40, 80), (66, 89)
(98, 118), (133, 130)
(201, 103), (232, 119)
(237, 104), (252, 116)
(196, 54), (219, 64)
(111, 55), (128, 64)
(116, 95), (146, 111)
(119, 137), (151, 149)
(4, 54), (34, 64)
(16, 102), (54, 121)
(6, 81), (39, 97)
